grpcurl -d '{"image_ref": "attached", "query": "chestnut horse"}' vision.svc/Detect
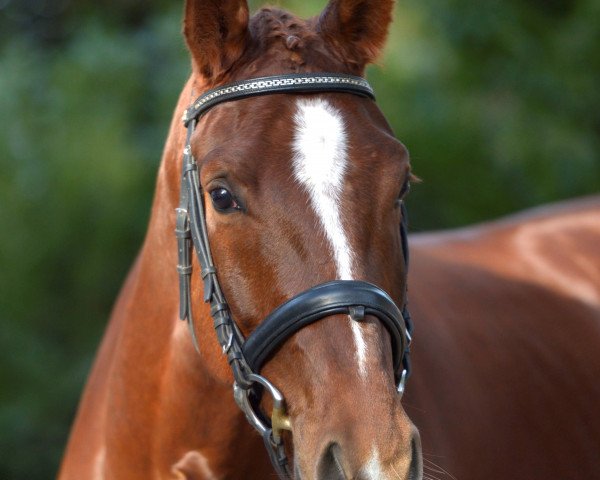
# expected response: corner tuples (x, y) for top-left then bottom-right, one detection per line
(59, 1), (600, 479)
(60, 1), (420, 479)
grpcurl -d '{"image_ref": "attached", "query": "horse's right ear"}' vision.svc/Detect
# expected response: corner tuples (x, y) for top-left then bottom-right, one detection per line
(183, 0), (250, 82)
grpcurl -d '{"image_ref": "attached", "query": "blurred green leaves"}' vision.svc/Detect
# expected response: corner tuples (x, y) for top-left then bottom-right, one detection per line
(371, 0), (599, 229)
(0, 5), (188, 478)
(0, 0), (598, 478)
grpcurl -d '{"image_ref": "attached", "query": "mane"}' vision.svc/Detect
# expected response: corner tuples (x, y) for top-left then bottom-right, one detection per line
(251, 7), (316, 48)
(243, 7), (361, 75)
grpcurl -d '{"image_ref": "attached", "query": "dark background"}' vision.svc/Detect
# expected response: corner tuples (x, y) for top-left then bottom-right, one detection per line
(0, 0), (598, 478)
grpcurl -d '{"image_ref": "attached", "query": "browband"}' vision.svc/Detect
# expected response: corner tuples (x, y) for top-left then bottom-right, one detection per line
(182, 73), (375, 125)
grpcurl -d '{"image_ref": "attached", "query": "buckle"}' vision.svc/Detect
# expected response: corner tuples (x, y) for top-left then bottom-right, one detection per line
(397, 368), (408, 397)
(233, 373), (292, 443)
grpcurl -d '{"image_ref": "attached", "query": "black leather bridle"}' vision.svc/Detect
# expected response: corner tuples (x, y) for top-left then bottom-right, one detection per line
(175, 73), (413, 478)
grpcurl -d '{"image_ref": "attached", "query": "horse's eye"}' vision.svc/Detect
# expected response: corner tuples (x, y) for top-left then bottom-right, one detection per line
(209, 187), (239, 212)
(395, 178), (411, 208)
(399, 178), (411, 199)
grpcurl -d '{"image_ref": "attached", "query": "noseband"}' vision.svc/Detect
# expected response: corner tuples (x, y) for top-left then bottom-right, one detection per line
(175, 73), (413, 478)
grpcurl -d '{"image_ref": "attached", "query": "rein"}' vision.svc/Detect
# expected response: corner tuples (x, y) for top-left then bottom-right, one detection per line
(174, 73), (413, 478)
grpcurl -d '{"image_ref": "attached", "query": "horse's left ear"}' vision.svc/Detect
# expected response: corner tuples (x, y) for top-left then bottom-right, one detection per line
(183, 0), (250, 82)
(317, 0), (394, 69)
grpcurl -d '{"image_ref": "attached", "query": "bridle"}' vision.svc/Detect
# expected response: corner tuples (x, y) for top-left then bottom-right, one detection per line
(175, 73), (413, 478)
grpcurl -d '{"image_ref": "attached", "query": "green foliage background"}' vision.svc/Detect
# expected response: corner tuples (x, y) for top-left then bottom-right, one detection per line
(0, 0), (597, 478)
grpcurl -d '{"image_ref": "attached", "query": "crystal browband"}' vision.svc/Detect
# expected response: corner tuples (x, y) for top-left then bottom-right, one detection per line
(182, 73), (375, 125)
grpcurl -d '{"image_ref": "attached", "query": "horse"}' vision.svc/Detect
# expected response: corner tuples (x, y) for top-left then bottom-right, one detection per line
(404, 195), (600, 480)
(59, 0), (600, 478)
(59, 0), (421, 479)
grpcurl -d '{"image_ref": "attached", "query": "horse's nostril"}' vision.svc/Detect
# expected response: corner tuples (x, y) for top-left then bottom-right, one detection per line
(409, 432), (424, 480)
(315, 437), (421, 480)
(317, 443), (346, 480)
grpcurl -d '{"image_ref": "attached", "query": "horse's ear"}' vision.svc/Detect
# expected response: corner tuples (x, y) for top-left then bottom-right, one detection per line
(183, 0), (250, 82)
(317, 0), (394, 68)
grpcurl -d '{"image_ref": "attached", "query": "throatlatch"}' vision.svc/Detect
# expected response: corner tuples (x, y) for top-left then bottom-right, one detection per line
(175, 73), (413, 479)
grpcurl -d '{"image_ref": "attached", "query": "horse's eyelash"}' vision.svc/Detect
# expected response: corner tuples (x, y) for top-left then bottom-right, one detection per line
(400, 177), (411, 197)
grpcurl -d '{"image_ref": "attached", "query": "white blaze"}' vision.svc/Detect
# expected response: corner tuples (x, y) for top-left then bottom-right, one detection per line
(363, 448), (385, 480)
(292, 98), (367, 376)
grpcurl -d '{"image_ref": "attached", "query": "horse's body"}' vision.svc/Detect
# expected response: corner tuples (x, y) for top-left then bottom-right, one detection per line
(59, 0), (600, 478)
(407, 196), (600, 479)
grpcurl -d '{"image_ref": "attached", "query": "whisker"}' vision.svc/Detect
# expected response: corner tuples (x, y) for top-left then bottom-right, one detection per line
(423, 473), (443, 480)
(424, 461), (446, 474)
(423, 458), (458, 480)
(390, 461), (402, 479)
(423, 466), (445, 478)
(422, 452), (449, 459)
(400, 401), (427, 414)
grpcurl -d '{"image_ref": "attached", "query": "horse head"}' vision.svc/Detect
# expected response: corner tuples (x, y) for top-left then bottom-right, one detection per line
(177, 1), (422, 478)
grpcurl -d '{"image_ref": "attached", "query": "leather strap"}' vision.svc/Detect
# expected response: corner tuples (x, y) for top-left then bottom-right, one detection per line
(183, 73), (374, 125)
(242, 281), (408, 383)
